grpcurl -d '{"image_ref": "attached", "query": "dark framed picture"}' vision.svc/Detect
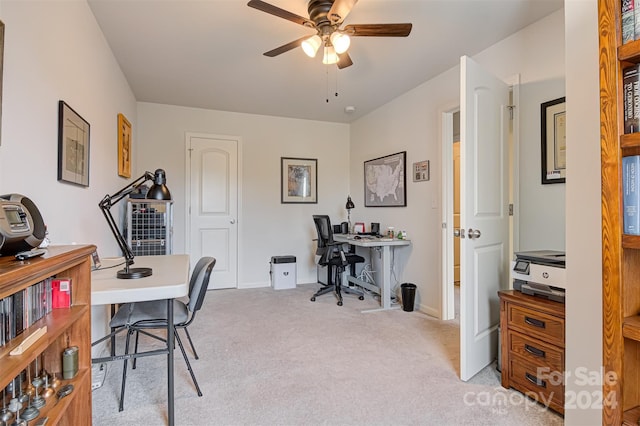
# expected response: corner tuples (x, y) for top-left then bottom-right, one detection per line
(281, 157), (317, 204)
(364, 151), (407, 207)
(58, 101), (90, 187)
(541, 96), (566, 184)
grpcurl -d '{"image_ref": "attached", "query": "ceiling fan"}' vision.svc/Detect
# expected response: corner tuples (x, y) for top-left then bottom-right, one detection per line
(247, 0), (412, 69)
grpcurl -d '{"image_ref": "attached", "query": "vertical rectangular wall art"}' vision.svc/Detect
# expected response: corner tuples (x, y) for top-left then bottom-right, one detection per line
(281, 157), (317, 203)
(541, 97), (566, 184)
(57, 101), (90, 187)
(118, 113), (132, 178)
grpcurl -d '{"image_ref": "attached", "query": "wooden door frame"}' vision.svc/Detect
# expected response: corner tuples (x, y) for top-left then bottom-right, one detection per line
(440, 104), (459, 321)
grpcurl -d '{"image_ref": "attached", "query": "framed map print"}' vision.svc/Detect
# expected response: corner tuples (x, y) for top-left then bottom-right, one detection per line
(364, 151), (406, 207)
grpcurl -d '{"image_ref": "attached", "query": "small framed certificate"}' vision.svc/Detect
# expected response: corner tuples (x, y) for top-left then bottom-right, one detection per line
(413, 160), (430, 182)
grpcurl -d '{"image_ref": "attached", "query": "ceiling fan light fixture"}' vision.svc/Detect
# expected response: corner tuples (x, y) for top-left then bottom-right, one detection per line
(330, 32), (350, 54)
(322, 45), (339, 65)
(301, 35), (322, 57)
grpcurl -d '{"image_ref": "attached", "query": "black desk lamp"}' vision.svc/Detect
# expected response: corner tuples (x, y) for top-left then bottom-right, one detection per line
(345, 195), (355, 234)
(99, 169), (172, 279)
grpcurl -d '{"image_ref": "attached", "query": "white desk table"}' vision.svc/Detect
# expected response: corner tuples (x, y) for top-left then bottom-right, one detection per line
(91, 255), (189, 426)
(333, 234), (411, 312)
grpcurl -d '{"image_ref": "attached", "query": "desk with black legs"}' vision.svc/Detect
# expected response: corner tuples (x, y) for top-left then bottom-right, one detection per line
(333, 234), (411, 312)
(91, 254), (189, 426)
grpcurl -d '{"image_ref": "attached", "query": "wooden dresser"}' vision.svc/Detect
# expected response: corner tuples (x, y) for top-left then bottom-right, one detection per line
(499, 290), (565, 415)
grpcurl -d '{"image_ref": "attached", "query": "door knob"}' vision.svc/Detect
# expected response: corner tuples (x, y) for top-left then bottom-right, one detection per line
(230, 219), (236, 224)
(453, 228), (465, 238)
(468, 228), (481, 239)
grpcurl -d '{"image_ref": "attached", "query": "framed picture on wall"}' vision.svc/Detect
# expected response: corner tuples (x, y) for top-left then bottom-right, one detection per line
(57, 100), (90, 187)
(413, 160), (430, 182)
(541, 96), (566, 184)
(117, 113), (132, 178)
(281, 157), (317, 204)
(364, 151), (407, 207)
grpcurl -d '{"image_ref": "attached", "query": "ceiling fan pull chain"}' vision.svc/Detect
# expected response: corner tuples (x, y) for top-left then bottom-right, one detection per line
(326, 64), (330, 103)
(324, 65), (339, 103)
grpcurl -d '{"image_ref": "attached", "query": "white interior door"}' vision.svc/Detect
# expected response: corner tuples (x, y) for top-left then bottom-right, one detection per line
(459, 56), (510, 381)
(186, 133), (238, 289)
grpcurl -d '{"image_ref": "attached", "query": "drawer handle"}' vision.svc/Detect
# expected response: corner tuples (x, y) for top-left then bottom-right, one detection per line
(525, 372), (547, 388)
(524, 344), (546, 358)
(524, 316), (546, 328)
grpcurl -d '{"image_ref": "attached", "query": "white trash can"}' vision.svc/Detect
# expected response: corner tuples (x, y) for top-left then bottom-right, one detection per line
(270, 256), (296, 290)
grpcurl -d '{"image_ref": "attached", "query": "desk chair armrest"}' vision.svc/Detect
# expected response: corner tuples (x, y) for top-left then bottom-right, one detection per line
(325, 241), (342, 246)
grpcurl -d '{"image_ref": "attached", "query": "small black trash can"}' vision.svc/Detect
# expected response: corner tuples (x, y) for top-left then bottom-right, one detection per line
(401, 283), (417, 312)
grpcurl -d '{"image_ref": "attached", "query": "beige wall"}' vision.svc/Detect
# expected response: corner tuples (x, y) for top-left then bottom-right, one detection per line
(349, 9), (567, 316)
(0, 0), (139, 355)
(0, 1), (137, 253)
(136, 102), (350, 287)
(564, 0), (602, 423)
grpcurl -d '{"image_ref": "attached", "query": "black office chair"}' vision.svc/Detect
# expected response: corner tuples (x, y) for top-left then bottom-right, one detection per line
(108, 257), (216, 411)
(311, 215), (365, 306)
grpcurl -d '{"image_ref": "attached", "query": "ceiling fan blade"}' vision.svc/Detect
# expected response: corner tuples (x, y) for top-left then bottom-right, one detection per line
(263, 35), (310, 57)
(344, 23), (412, 37)
(337, 52), (353, 69)
(327, 0), (358, 24)
(247, 0), (314, 27)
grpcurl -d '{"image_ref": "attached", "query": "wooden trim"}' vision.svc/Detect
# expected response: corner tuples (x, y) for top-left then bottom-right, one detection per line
(600, 0), (624, 422)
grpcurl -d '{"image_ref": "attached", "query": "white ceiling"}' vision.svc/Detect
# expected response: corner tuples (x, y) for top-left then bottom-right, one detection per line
(88, 0), (563, 124)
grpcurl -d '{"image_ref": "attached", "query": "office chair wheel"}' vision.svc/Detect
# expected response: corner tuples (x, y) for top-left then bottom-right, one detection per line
(310, 297), (316, 302)
(359, 296), (364, 300)
(337, 301), (343, 306)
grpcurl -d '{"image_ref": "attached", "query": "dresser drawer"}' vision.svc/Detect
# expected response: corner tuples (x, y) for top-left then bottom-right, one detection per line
(508, 359), (564, 414)
(508, 330), (564, 372)
(507, 304), (564, 346)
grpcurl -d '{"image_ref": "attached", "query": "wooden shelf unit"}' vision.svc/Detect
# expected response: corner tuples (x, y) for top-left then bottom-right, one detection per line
(0, 245), (95, 425)
(599, 0), (640, 423)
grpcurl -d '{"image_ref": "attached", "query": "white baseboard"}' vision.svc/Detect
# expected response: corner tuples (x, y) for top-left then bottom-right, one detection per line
(239, 281), (270, 289)
(420, 304), (440, 319)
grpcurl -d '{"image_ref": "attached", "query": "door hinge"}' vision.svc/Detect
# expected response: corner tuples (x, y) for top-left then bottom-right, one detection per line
(509, 204), (513, 216)
(507, 105), (515, 120)
(442, 222), (447, 229)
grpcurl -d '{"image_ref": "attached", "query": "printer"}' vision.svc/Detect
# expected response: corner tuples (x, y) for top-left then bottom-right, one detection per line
(511, 250), (566, 303)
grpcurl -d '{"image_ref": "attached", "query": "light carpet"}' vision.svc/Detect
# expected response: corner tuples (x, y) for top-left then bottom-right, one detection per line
(91, 285), (563, 425)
